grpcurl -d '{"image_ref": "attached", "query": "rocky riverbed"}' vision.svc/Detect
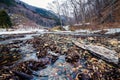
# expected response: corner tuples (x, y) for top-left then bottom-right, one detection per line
(0, 32), (120, 80)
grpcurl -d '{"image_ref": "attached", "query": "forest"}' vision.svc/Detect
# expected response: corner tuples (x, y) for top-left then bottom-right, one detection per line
(48, 0), (120, 26)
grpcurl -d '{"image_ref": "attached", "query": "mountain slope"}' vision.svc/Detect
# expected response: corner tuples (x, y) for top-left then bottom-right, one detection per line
(0, 0), (59, 27)
(17, 1), (58, 20)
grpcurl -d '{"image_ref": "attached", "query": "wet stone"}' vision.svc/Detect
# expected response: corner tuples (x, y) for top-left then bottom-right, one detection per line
(65, 49), (80, 63)
(51, 55), (59, 64)
(36, 50), (47, 58)
(0, 45), (21, 66)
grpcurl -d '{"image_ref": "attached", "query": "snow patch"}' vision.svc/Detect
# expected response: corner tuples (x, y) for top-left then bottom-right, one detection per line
(105, 28), (120, 34)
(74, 23), (90, 26)
(63, 25), (69, 31)
(75, 30), (91, 33)
(0, 28), (47, 35)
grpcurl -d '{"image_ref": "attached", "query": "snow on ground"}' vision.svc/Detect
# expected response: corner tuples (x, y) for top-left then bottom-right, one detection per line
(75, 28), (120, 34)
(105, 28), (120, 34)
(0, 28), (47, 35)
(0, 28), (120, 35)
(74, 23), (90, 26)
(63, 25), (69, 31)
(75, 30), (91, 33)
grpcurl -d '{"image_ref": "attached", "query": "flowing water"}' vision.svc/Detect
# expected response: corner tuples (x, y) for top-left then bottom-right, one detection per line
(0, 32), (84, 80)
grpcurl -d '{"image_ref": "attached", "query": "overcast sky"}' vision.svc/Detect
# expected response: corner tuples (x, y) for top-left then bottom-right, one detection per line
(20, 0), (54, 9)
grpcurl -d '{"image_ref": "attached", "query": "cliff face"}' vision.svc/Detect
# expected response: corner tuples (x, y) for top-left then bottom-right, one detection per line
(0, 0), (58, 27)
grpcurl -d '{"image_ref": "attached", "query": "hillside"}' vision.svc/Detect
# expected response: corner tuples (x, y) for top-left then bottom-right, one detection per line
(92, 0), (120, 24)
(0, 0), (59, 28)
(10, 14), (43, 29)
(69, 0), (120, 31)
(17, 1), (58, 20)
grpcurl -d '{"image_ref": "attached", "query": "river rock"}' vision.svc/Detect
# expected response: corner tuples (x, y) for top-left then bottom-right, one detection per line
(36, 50), (47, 58)
(65, 49), (80, 63)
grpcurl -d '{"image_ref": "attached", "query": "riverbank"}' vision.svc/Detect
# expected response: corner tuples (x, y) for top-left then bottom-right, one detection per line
(0, 32), (120, 80)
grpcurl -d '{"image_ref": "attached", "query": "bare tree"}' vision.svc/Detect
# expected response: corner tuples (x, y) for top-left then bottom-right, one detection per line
(48, 0), (63, 26)
(69, 0), (79, 24)
(48, 0), (119, 26)
(61, 1), (73, 25)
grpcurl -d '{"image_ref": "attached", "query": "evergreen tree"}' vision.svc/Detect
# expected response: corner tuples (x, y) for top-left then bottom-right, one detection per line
(0, 10), (12, 28)
(0, 0), (15, 6)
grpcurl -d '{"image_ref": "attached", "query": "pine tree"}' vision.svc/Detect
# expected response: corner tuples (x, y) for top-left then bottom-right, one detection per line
(0, 10), (12, 28)
(0, 0), (15, 6)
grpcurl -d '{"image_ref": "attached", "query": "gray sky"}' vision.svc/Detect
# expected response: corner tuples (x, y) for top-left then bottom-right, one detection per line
(20, 0), (54, 9)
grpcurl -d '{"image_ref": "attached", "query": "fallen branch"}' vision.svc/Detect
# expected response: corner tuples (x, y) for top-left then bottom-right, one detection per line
(72, 41), (119, 65)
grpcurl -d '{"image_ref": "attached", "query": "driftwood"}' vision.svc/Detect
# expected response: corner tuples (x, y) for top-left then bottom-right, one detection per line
(72, 41), (119, 65)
